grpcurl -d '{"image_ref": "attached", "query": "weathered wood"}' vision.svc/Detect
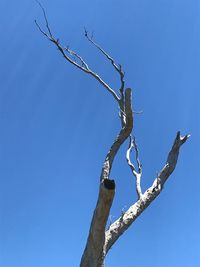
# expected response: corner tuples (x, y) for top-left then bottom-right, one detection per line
(36, 9), (189, 265)
(104, 132), (189, 254)
(80, 180), (115, 267)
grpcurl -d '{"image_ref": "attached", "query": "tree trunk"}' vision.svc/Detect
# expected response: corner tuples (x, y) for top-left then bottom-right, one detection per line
(80, 179), (115, 267)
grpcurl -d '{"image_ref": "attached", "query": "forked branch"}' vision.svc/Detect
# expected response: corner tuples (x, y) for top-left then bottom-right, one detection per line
(80, 88), (133, 267)
(126, 135), (142, 199)
(36, 4), (189, 266)
(104, 131), (190, 254)
(35, 3), (120, 102)
(100, 88), (133, 182)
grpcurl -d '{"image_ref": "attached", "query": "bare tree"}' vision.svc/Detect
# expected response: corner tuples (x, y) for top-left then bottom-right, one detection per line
(35, 4), (190, 267)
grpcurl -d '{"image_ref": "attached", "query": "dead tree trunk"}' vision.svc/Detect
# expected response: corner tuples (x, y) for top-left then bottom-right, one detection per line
(36, 4), (190, 266)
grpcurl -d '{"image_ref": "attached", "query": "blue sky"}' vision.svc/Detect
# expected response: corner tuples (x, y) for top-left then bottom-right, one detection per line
(0, 0), (199, 266)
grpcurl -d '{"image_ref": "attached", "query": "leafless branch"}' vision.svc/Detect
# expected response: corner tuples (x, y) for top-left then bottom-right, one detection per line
(81, 87), (133, 266)
(104, 131), (190, 254)
(35, 0), (53, 37)
(133, 110), (143, 114)
(35, 3), (120, 102)
(133, 136), (142, 173)
(126, 135), (142, 199)
(100, 88), (133, 182)
(64, 46), (90, 70)
(81, 88), (133, 267)
(84, 29), (125, 98)
(153, 131), (191, 188)
(35, 4), (190, 266)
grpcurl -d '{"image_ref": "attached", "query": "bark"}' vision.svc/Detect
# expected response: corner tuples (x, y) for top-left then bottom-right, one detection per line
(80, 88), (133, 267)
(35, 9), (190, 266)
(80, 180), (115, 267)
(104, 131), (189, 254)
(100, 88), (133, 181)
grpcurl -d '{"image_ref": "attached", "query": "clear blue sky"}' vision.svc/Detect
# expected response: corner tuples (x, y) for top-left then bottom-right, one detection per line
(0, 0), (199, 266)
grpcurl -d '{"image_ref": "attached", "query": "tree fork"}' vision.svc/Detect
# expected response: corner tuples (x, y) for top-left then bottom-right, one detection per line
(35, 4), (190, 266)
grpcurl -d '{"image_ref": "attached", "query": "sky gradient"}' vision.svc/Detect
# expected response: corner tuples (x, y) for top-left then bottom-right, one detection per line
(0, 0), (199, 266)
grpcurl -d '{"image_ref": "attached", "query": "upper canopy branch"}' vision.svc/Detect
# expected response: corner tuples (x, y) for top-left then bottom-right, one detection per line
(84, 29), (125, 97)
(153, 131), (190, 188)
(35, 3), (121, 103)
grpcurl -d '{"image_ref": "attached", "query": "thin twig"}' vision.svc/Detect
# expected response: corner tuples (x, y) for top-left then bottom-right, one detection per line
(133, 110), (143, 114)
(84, 29), (125, 98)
(35, 3), (120, 102)
(64, 46), (89, 70)
(35, 0), (52, 37)
(132, 136), (142, 174)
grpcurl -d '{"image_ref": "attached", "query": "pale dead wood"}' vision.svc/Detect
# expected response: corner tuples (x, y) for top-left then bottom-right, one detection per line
(126, 135), (142, 199)
(35, 3), (190, 267)
(84, 29), (125, 97)
(80, 88), (133, 267)
(80, 180), (115, 267)
(35, 4), (120, 103)
(104, 132), (190, 254)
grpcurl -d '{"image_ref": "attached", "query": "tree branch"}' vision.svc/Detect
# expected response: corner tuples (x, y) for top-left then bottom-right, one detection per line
(35, 0), (53, 37)
(84, 29), (125, 98)
(104, 131), (190, 254)
(80, 88), (133, 267)
(35, 3), (120, 102)
(36, 4), (189, 266)
(100, 88), (133, 182)
(126, 135), (143, 199)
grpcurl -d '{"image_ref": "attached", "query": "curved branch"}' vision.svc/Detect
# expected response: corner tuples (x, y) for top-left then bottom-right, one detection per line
(100, 88), (133, 181)
(126, 135), (143, 199)
(80, 88), (133, 267)
(35, 4), (189, 266)
(35, 4), (120, 102)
